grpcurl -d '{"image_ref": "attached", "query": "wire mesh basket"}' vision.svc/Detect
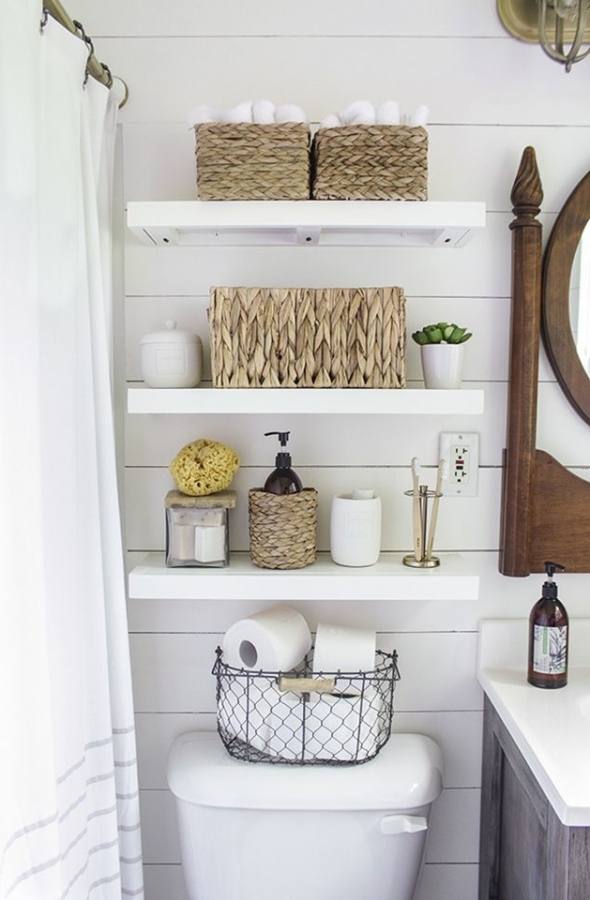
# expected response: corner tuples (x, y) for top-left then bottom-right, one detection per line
(213, 647), (400, 766)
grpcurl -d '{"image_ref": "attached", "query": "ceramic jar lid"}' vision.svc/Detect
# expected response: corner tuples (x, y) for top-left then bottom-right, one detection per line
(141, 320), (201, 345)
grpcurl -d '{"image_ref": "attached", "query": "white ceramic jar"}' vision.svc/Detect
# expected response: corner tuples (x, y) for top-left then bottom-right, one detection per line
(141, 320), (202, 388)
(330, 489), (382, 567)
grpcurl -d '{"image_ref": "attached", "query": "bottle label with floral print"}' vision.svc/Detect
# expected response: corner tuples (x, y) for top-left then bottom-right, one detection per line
(533, 625), (567, 675)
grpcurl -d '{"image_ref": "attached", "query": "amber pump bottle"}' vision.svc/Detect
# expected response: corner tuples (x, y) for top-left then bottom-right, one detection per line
(528, 561), (568, 689)
(263, 431), (302, 495)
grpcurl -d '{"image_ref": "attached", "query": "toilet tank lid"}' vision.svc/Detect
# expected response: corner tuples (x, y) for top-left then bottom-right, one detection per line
(167, 733), (443, 811)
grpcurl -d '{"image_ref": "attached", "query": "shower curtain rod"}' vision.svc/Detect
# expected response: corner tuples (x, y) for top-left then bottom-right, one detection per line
(44, 0), (129, 107)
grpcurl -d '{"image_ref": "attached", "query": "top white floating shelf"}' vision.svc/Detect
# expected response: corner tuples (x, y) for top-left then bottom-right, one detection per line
(127, 387), (484, 416)
(127, 200), (486, 248)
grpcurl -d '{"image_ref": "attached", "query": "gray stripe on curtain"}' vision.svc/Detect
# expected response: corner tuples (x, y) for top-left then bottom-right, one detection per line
(2, 745), (138, 857)
(4, 799), (118, 885)
(6, 836), (119, 897)
(56, 737), (114, 786)
(118, 823), (141, 833)
(61, 839), (120, 899)
(88, 872), (121, 895)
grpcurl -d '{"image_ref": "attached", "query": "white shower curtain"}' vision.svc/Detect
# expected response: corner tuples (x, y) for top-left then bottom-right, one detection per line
(0, 2), (143, 898)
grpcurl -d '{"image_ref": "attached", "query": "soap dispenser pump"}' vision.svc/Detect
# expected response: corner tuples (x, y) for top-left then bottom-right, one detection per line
(528, 561), (568, 689)
(263, 431), (302, 495)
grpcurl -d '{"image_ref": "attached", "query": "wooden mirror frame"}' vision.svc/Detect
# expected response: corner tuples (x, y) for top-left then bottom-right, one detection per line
(500, 148), (590, 575)
(543, 170), (590, 426)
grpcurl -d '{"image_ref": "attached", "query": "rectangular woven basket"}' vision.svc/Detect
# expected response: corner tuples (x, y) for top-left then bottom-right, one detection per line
(209, 286), (406, 388)
(195, 123), (311, 200)
(312, 125), (428, 201)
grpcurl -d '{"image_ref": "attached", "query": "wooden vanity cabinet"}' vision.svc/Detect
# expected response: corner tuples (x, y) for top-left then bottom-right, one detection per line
(479, 697), (590, 900)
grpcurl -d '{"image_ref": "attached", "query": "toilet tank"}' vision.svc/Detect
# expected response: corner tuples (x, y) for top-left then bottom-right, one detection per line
(167, 732), (443, 900)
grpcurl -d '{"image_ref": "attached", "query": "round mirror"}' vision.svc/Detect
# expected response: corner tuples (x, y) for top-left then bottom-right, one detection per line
(568, 219), (590, 375)
(543, 170), (590, 425)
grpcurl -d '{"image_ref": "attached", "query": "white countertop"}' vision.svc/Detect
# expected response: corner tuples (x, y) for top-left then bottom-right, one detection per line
(478, 618), (590, 826)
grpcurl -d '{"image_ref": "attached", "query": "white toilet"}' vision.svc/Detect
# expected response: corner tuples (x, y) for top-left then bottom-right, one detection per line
(167, 732), (443, 900)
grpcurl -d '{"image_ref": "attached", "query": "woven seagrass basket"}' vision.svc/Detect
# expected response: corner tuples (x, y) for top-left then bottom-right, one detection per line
(195, 123), (311, 200)
(249, 489), (318, 569)
(209, 286), (406, 388)
(312, 125), (428, 201)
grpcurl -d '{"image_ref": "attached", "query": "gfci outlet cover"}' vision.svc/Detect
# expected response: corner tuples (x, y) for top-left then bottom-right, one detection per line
(439, 432), (479, 497)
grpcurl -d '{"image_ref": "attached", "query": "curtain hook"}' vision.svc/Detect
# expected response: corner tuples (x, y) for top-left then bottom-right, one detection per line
(72, 19), (86, 39)
(40, 7), (49, 31)
(73, 19), (94, 86)
(83, 37), (94, 86)
(101, 63), (114, 89)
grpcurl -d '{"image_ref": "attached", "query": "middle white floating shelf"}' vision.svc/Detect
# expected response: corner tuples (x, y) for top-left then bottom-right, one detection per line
(129, 552), (480, 601)
(127, 387), (484, 416)
(127, 200), (486, 248)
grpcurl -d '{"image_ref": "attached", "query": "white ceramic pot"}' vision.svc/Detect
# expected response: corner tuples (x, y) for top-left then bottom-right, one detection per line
(141, 320), (202, 388)
(330, 490), (381, 567)
(421, 343), (464, 389)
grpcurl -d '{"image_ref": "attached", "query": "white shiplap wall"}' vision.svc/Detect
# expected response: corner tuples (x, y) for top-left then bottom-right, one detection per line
(72, 3), (590, 898)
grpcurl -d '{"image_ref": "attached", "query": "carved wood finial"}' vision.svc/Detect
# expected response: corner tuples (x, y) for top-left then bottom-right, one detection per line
(511, 146), (543, 217)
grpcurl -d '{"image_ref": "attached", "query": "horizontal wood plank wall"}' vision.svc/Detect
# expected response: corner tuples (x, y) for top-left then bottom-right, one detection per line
(70, 1), (590, 896)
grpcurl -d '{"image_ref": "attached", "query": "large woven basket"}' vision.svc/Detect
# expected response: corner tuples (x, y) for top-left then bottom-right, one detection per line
(195, 123), (310, 200)
(312, 125), (428, 201)
(209, 286), (406, 388)
(249, 489), (318, 569)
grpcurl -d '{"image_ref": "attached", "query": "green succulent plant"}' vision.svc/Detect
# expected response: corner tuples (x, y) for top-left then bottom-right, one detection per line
(412, 322), (472, 346)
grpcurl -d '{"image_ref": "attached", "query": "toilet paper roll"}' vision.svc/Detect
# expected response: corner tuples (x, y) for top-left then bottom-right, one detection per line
(194, 524), (226, 563)
(222, 605), (312, 672)
(267, 687), (380, 761)
(218, 680), (275, 753)
(265, 688), (304, 761)
(313, 623), (377, 674)
(305, 688), (380, 760)
(170, 523), (196, 561)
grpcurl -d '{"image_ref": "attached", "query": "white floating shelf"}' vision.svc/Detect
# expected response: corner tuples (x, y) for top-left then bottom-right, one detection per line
(129, 552), (480, 602)
(127, 387), (484, 416)
(127, 200), (486, 248)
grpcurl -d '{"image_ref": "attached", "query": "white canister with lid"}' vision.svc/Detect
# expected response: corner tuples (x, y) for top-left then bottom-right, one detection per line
(141, 320), (202, 388)
(330, 489), (382, 567)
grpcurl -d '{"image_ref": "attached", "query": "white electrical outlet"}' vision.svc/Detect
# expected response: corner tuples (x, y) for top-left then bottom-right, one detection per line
(439, 432), (480, 497)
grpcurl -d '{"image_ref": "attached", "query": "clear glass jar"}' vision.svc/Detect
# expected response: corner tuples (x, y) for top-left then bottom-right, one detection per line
(165, 490), (235, 567)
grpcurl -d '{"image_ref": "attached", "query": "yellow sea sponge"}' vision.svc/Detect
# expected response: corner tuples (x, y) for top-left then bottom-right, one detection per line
(170, 438), (240, 496)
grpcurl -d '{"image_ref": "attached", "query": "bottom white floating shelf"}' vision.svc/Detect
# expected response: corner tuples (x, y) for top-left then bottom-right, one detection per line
(129, 552), (480, 601)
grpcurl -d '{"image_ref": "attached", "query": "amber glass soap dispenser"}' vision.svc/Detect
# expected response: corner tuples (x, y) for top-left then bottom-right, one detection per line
(264, 431), (302, 495)
(528, 561), (568, 689)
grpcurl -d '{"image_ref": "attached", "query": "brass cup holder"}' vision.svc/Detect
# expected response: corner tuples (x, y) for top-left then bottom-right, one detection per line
(403, 486), (443, 569)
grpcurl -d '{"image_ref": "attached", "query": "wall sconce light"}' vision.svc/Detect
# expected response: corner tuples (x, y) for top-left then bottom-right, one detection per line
(498, 0), (590, 71)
